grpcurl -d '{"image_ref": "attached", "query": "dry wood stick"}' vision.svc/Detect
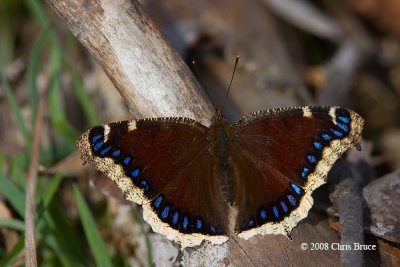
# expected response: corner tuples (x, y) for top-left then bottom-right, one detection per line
(25, 98), (46, 267)
(262, 0), (342, 41)
(330, 160), (365, 267)
(46, 0), (213, 125)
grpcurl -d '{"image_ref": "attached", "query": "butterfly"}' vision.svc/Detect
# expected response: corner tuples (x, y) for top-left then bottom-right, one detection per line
(77, 106), (364, 248)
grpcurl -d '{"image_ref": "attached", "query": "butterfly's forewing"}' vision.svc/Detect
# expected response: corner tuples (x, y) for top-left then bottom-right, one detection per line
(77, 118), (228, 248)
(230, 106), (364, 239)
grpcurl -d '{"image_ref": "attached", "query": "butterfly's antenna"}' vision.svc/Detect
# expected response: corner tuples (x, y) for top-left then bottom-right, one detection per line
(192, 60), (215, 108)
(192, 60), (202, 81)
(223, 55), (240, 109)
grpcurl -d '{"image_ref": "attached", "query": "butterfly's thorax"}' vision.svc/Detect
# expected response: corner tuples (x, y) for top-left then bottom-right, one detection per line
(208, 110), (235, 203)
(208, 111), (232, 158)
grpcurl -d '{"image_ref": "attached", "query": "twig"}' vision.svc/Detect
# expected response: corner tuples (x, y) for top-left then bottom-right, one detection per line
(363, 170), (400, 243)
(319, 0), (374, 106)
(318, 41), (362, 106)
(262, 0), (342, 41)
(46, 0), (213, 125)
(25, 98), (46, 267)
(329, 159), (365, 267)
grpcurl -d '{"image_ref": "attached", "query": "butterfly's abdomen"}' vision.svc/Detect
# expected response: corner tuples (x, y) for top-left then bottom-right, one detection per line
(209, 124), (235, 204)
(214, 126), (230, 158)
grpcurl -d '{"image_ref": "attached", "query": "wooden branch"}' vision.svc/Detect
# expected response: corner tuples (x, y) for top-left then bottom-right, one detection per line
(25, 98), (46, 267)
(262, 0), (343, 42)
(329, 160), (365, 267)
(363, 170), (400, 243)
(318, 41), (362, 106)
(46, 0), (213, 125)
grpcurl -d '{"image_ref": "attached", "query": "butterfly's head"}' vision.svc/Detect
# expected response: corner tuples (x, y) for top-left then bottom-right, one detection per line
(212, 108), (229, 126)
(208, 109), (232, 157)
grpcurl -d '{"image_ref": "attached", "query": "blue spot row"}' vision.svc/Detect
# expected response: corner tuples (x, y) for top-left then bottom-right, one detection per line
(210, 226), (223, 234)
(161, 206), (170, 220)
(151, 194), (221, 235)
(332, 110), (351, 137)
(93, 141), (104, 152)
(291, 183), (302, 195)
(248, 220), (255, 227)
(90, 130), (105, 154)
(92, 134), (102, 143)
(242, 219), (256, 229)
(330, 128), (343, 138)
(182, 216), (189, 230)
(301, 167), (309, 178)
(123, 156), (131, 166)
(89, 129), (150, 195)
(314, 141), (322, 150)
(210, 225), (216, 233)
(244, 186), (304, 228)
(260, 209), (267, 220)
(195, 218), (203, 230)
(322, 133), (332, 141)
(130, 169), (140, 178)
(112, 150), (121, 157)
(153, 195), (163, 209)
(337, 123), (349, 132)
(172, 210), (179, 225)
(307, 155), (317, 163)
(301, 111), (351, 182)
(338, 115), (350, 124)
(280, 201), (288, 213)
(139, 180), (149, 192)
(273, 206), (279, 219)
(271, 197), (295, 221)
(287, 194), (296, 206)
(100, 145), (111, 156)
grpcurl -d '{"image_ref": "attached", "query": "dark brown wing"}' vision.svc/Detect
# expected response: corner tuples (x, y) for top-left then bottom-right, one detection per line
(77, 118), (228, 248)
(230, 106), (364, 239)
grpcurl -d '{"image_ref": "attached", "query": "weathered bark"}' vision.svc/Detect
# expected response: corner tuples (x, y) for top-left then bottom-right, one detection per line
(47, 0), (214, 126)
(330, 160), (365, 267)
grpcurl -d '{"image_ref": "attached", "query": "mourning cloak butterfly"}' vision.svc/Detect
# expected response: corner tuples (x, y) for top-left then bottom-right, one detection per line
(77, 106), (364, 248)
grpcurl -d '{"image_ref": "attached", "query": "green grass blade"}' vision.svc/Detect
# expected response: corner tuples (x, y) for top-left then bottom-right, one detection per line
(0, 173), (25, 217)
(0, 235), (24, 267)
(48, 73), (79, 144)
(0, 150), (4, 169)
(41, 173), (65, 207)
(1, 72), (32, 151)
(64, 61), (100, 126)
(25, 0), (48, 27)
(48, 48), (79, 146)
(131, 207), (153, 266)
(73, 185), (113, 267)
(0, 218), (25, 231)
(9, 155), (28, 189)
(27, 25), (49, 124)
(42, 233), (77, 267)
(35, 173), (65, 221)
(27, 0), (99, 128)
(41, 206), (89, 267)
(0, 12), (14, 68)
